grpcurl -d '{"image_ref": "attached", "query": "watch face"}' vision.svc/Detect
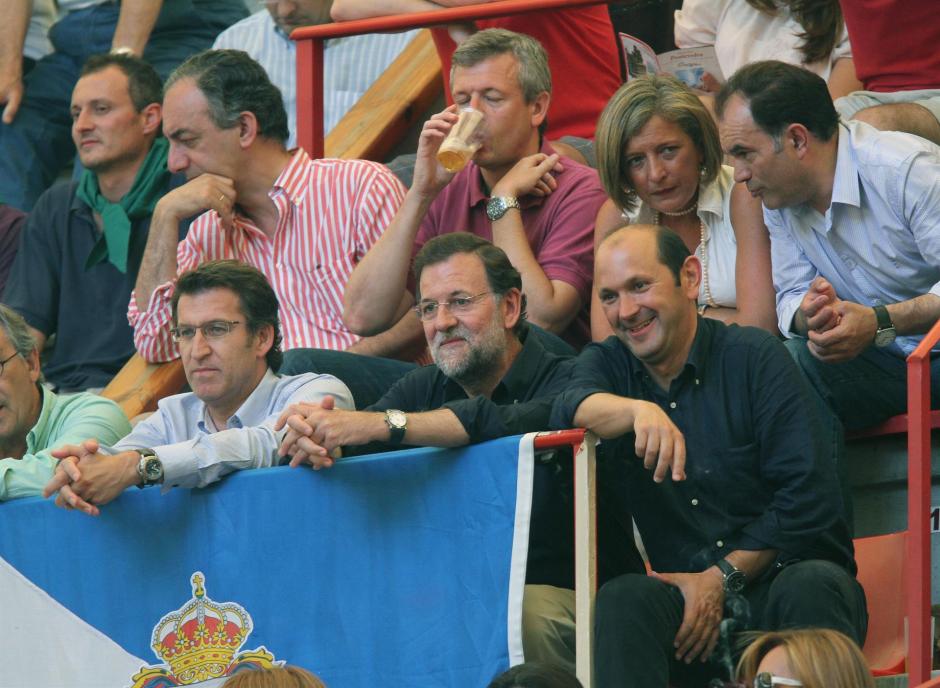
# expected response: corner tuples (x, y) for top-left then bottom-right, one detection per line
(725, 571), (746, 594)
(874, 328), (896, 348)
(143, 457), (163, 481)
(387, 410), (407, 429)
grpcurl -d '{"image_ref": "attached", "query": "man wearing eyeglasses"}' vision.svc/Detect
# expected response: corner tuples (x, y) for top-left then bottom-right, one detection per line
(275, 233), (645, 674)
(0, 305), (130, 501)
(42, 260), (352, 514)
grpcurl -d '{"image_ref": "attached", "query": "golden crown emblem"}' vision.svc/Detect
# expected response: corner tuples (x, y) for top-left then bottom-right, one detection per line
(131, 571), (278, 687)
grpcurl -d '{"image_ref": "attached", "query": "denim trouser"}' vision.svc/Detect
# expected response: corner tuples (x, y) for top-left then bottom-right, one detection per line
(0, 1), (245, 211)
(784, 337), (940, 432)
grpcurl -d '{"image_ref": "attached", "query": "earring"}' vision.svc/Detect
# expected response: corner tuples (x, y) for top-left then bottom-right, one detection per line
(699, 164), (707, 179)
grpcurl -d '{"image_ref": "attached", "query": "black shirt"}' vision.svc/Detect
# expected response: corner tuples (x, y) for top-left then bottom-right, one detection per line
(552, 318), (856, 576)
(365, 328), (645, 588)
(2, 178), (189, 391)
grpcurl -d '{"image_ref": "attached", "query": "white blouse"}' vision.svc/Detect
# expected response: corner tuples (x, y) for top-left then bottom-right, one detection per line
(674, 0), (852, 82)
(623, 166), (738, 307)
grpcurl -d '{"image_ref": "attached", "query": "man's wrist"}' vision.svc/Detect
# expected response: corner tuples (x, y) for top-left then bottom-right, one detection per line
(125, 451), (144, 488)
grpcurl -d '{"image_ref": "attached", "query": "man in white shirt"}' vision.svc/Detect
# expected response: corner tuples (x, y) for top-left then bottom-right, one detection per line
(213, 0), (418, 149)
(716, 60), (940, 431)
(43, 260), (353, 515)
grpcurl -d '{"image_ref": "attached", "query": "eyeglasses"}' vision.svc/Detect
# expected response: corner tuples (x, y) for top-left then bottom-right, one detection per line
(414, 292), (493, 321)
(0, 351), (19, 376)
(170, 320), (242, 342)
(755, 673), (803, 688)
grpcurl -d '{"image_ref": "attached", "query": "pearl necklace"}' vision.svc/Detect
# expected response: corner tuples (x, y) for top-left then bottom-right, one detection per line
(653, 209), (717, 309)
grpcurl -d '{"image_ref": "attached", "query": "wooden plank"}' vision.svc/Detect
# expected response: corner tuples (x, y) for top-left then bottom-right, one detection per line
(101, 355), (186, 420)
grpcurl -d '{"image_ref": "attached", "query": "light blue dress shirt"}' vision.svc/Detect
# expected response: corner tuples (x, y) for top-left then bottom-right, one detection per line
(107, 370), (353, 489)
(766, 120), (940, 356)
(213, 11), (418, 149)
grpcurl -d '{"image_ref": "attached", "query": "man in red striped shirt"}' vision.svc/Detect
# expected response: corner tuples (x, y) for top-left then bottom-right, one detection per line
(129, 49), (411, 363)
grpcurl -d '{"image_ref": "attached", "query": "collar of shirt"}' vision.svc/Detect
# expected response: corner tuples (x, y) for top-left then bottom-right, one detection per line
(828, 121), (863, 214)
(440, 327), (549, 403)
(696, 167), (728, 243)
(197, 368), (279, 433)
(467, 140), (557, 210)
(25, 385), (57, 453)
(268, 147), (313, 209)
(629, 316), (713, 393)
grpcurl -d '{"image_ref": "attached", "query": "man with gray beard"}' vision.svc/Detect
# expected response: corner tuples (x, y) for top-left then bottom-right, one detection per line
(275, 231), (644, 673)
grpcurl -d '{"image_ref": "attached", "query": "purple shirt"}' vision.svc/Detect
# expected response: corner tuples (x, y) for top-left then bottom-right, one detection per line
(416, 142), (605, 348)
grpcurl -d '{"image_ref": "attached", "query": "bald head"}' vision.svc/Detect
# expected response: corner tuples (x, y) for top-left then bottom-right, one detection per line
(595, 225), (701, 376)
(599, 224), (692, 287)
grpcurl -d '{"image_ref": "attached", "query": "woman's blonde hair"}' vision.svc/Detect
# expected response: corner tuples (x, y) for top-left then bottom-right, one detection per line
(736, 629), (874, 688)
(595, 74), (722, 214)
(222, 666), (327, 688)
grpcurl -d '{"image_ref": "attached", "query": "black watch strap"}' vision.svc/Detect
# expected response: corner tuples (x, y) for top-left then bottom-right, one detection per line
(873, 304), (892, 330)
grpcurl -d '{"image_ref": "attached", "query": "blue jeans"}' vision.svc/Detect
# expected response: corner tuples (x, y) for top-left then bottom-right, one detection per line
(784, 338), (940, 432)
(0, 1), (245, 211)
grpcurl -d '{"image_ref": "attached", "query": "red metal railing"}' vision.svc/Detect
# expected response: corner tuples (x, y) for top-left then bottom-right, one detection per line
(290, 0), (610, 158)
(905, 318), (940, 685)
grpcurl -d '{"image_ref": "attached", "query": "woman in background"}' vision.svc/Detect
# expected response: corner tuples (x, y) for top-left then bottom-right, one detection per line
(592, 75), (778, 340)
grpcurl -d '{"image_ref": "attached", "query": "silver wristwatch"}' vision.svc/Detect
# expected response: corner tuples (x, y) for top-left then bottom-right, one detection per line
(486, 196), (520, 222)
(136, 449), (163, 488)
(873, 304), (896, 348)
(384, 409), (407, 444)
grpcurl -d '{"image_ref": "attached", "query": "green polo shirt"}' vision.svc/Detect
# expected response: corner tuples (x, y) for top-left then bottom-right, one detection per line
(0, 387), (131, 501)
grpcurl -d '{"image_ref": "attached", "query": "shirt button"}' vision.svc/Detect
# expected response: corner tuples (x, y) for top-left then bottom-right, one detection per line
(695, 379), (700, 385)
(669, 401), (677, 409)
(716, 540), (724, 548)
(691, 498), (699, 506)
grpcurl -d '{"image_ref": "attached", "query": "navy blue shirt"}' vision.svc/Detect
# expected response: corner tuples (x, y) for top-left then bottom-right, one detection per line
(552, 318), (856, 577)
(365, 328), (646, 588)
(2, 177), (189, 391)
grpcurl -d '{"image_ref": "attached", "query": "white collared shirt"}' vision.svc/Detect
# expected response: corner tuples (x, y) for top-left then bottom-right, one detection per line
(766, 120), (940, 355)
(106, 369), (353, 489)
(624, 165), (738, 307)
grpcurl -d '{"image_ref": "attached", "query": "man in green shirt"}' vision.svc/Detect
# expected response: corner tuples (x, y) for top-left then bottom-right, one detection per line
(0, 305), (130, 500)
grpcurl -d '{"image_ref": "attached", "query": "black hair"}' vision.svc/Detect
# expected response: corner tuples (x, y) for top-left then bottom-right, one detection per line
(171, 260), (283, 371)
(80, 53), (163, 113)
(716, 60), (839, 143)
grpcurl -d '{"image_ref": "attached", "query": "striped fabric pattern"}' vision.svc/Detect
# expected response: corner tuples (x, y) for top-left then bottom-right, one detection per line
(128, 149), (406, 362)
(213, 11), (418, 149)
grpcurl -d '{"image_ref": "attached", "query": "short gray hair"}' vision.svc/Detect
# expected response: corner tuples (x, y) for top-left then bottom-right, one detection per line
(451, 29), (552, 103)
(165, 49), (289, 144)
(0, 305), (36, 358)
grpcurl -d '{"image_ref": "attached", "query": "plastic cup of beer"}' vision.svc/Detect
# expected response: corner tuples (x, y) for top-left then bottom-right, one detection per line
(437, 107), (485, 173)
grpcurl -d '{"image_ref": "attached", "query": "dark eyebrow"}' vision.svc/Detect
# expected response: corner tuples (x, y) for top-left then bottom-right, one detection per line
(727, 145), (751, 157)
(166, 127), (196, 141)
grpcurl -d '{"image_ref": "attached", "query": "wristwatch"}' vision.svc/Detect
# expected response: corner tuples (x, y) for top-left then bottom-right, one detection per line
(384, 409), (408, 445)
(136, 449), (163, 488)
(715, 558), (747, 594)
(486, 196), (520, 222)
(873, 304), (897, 348)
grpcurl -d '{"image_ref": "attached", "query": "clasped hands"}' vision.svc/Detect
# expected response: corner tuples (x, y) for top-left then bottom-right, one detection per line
(274, 395), (366, 470)
(799, 276), (878, 362)
(41, 439), (141, 516)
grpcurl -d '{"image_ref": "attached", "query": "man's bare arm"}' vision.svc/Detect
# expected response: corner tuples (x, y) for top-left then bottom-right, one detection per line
(343, 109), (459, 334)
(0, 0), (31, 124)
(888, 293), (940, 336)
(345, 306), (426, 360)
(134, 175), (236, 311)
(111, 0), (164, 56)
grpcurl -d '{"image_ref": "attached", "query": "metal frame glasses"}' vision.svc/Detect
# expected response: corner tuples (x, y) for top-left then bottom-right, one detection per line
(414, 291), (493, 321)
(755, 673), (803, 688)
(170, 320), (243, 342)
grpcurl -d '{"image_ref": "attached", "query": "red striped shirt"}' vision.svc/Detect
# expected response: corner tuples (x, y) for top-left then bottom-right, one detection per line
(129, 149), (406, 362)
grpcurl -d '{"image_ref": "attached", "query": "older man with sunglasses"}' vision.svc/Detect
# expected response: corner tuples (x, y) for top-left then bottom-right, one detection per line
(42, 260), (352, 515)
